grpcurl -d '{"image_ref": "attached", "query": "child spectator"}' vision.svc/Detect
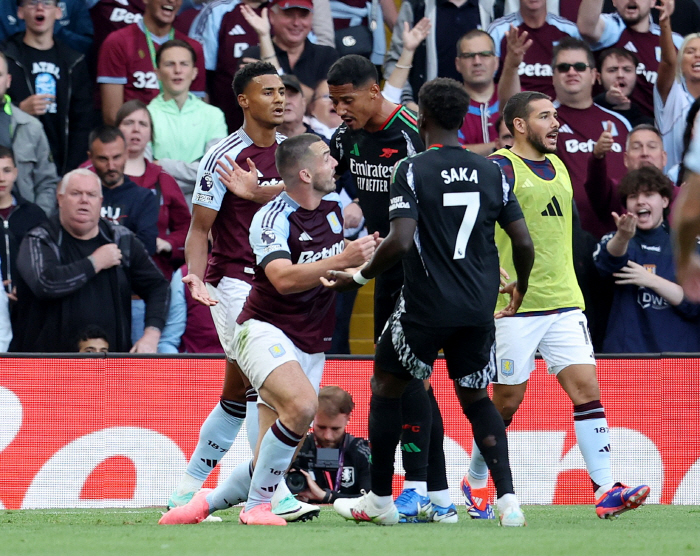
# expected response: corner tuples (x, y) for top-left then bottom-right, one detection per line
(594, 165), (700, 353)
(0, 145), (47, 304)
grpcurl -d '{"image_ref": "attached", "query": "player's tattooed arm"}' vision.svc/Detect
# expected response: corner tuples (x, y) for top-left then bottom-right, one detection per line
(216, 155), (285, 204)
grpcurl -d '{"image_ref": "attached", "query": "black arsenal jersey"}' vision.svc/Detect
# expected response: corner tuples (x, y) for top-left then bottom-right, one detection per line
(331, 105), (424, 238)
(389, 145), (524, 327)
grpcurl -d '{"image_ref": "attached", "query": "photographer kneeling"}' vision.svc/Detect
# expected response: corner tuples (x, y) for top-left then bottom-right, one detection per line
(287, 386), (370, 504)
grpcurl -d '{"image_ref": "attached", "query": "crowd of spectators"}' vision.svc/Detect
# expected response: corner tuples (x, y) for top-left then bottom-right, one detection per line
(1, 0), (700, 355)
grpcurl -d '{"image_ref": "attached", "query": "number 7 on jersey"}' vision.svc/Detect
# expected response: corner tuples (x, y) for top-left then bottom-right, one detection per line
(443, 192), (480, 260)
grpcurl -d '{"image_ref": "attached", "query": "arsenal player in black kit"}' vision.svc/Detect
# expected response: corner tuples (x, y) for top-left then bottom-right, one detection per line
(328, 54), (450, 522)
(325, 77), (535, 526)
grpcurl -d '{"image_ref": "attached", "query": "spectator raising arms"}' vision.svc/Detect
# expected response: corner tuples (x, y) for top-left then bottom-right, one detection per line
(594, 166), (700, 352)
(654, 0), (700, 172)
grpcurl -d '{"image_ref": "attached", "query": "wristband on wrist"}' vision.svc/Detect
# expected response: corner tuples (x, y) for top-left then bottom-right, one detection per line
(352, 271), (370, 285)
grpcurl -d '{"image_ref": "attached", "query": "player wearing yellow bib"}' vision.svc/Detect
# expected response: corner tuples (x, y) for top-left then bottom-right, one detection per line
(461, 91), (650, 520)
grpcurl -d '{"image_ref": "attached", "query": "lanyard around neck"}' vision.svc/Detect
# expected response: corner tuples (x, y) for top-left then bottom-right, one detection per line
(143, 26), (175, 91)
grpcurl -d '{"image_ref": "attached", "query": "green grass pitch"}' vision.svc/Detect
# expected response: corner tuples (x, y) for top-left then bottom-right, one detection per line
(2, 505), (699, 556)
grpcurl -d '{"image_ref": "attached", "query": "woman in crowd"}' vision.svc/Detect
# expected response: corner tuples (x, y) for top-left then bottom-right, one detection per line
(115, 100), (191, 281)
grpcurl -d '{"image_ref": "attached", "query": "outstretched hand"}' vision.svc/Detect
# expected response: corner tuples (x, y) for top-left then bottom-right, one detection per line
(612, 211), (637, 241)
(182, 273), (218, 306)
(240, 5), (270, 37)
(216, 155), (260, 198)
(655, 0), (675, 22)
(402, 17), (431, 52)
(504, 24), (532, 65)
(613, 260), (657, 288)
(320, 270), (362, 292)
(494, 281), (524, 318)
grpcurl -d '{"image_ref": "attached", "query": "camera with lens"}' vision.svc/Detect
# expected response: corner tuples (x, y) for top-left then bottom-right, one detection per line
(285, 447), (340, 494)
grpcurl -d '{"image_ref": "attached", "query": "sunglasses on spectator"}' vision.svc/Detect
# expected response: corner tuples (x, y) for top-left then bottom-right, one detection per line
(554, 62), (592, 73)
(457, 51), (495, 59)
(22, 0), (57, 6)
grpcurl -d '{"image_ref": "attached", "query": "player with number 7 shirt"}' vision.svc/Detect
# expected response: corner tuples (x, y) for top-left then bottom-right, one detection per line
(323, 77), (535, 526)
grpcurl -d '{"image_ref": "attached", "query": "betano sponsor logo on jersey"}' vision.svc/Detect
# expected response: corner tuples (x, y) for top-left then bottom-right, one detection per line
(636, 62), (658, 84)
(350, 159), (392, 192)
(109, 8), (143, 23)
(256, 168), (283, 188)
(565, 138), (622, 154)
(298, 239), (344, 264)
(518, 62), (553, 77)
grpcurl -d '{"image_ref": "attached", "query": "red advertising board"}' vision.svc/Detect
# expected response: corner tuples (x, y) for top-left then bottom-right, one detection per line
(0, 357), (698, 509)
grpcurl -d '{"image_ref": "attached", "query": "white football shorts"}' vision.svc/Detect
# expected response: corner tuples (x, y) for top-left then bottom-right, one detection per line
(232, 318), (325, 400)
(495, 309), (596, 385)
(206, 277), (252, 361)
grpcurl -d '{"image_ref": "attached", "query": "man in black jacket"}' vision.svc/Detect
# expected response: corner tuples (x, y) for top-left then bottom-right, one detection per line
(10, 167), (169, 353)
(290, 386), (371, 504)
(2, 0), (93, 175)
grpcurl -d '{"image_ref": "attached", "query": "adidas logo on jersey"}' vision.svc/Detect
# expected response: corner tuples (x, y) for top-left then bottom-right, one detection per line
(298, 231), (313, 241)
(521, 178), (535, 188)
(624, 41), (638, 53)
(558, 124), (574, 134)
(228, 24), (246, 35)
(541, 196), (563, 217)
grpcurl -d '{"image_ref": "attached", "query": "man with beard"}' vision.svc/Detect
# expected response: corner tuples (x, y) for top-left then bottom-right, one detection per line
(577, 0), (682, 118)
(165, 62), (318, 523)
(462, 91), (650, 520)
(88, 126), (159, 255)
(594, 47), (653, 128)
(160, 133), (377, 525)
(550, 37), (632, 240)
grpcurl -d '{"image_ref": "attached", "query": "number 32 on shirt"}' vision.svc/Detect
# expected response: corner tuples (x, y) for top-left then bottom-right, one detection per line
(132, 71), (159, 89)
